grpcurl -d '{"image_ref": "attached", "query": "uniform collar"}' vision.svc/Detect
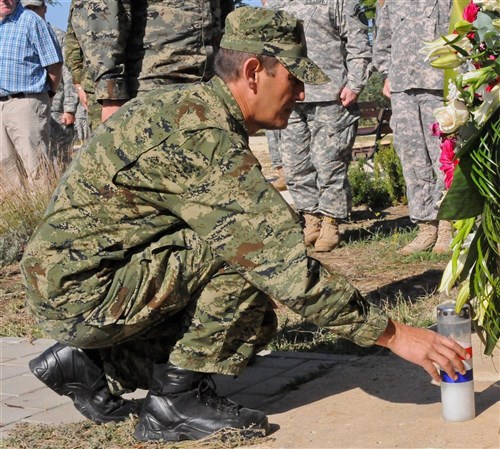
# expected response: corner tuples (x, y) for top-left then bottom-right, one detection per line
(209, 76), (249, 142)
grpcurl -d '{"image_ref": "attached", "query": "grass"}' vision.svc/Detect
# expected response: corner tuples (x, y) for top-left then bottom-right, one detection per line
(0, 178), (56, 268)
(3, 419), (272, 449)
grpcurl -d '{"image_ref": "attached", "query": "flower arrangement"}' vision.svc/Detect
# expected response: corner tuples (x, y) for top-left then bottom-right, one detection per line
(420, 0), (499, 355)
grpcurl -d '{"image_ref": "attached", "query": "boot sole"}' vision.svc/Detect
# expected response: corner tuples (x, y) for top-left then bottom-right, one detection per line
(134, 415), (269, 442)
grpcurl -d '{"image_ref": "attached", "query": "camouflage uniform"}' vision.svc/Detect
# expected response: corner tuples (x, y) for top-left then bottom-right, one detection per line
(265, 129), (282, 168)
(49, 26), (79, 165)
(74, 102), (90, 143)
(64, 10), (99, 132)
(21, 8), (387, 395)
(64, 0), (231, 131)
(373, 0), (451, 221)
(272, 0), (371, 219)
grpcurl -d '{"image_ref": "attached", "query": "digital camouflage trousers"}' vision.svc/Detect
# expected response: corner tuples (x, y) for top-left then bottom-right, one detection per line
(39, 229), (277, 395)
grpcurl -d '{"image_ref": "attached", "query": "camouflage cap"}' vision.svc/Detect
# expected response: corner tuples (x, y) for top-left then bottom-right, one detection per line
(220, 6), (329, 85)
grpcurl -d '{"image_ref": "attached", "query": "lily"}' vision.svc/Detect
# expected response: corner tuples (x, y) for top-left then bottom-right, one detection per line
(430, 53), (464, 69)
(458, 66), (498, 91)
(473, 84), (500, 125)
(473, 0), (500, 13)
(419, 34), (472, 62)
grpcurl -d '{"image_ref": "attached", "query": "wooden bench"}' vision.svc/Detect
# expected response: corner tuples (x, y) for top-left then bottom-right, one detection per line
(353, 101), (392, 159)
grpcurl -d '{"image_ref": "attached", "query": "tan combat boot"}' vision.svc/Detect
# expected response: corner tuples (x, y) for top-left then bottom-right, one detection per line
(433, 220), (453, 254)
(303, 213), (322, 246)
(314, 217), (340, 252)
(399, 221), (438, 255)
(272, 167), (287, 191)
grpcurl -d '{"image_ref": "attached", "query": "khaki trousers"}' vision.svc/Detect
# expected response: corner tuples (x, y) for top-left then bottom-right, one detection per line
(0, 93), (51, 190)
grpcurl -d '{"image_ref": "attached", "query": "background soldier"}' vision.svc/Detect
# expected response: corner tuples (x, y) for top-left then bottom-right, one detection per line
(373, 0), (453, 255)
(272, 0), (372, 252)
(49, 26), (79, 167)
(64, 0), (233, 130)
(22, 6), (468, 444)
(64, 10), (97, 134)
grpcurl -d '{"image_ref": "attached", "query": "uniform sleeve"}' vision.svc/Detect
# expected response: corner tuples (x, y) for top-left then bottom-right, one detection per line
(343, 0), (371, 93)
(115, 128), (389, 347)
(64, 15), (84, 85)
(62, 65), (79, 113)
(53, 27), (79, 114)
(372, 1), (391, 76)
(74, 0), (131, 102)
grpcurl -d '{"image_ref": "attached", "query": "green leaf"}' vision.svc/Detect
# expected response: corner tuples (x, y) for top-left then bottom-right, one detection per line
(438, 154), (484, 219)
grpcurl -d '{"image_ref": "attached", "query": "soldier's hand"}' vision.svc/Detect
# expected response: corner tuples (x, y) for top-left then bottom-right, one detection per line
(340, 86), (358, 107)
(61, 112), (76, 126)
(376, 319), (469, 382)
(75, 85), (88, 110)
(382, 78), (391, 98)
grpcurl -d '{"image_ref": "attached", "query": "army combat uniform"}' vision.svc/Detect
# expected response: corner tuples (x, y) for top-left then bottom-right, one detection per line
(21, 76), (388, 394)
(273, 0), (371, 220)
(373, 0), (451, 222)
(49, 26), (79, 166)
(64, 8), (99, 132)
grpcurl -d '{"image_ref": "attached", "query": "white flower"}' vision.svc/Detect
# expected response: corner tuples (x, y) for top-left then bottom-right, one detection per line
(419, 34), (472, 62)
(473, 0), (500, 12)
(473, 85), (500, 125)
(433, 99), (470, 134)
(439, 252), (467, 295)
(446, 80), (463, 102)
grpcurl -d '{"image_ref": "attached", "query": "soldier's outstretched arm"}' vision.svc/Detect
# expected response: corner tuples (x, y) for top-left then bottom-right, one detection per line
(376, 319), (469, 382)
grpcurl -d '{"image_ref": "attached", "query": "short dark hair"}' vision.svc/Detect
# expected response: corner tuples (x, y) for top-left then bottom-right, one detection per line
(214, 48), (280, 83)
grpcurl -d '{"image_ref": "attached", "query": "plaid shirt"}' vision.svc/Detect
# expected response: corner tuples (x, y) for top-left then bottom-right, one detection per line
(0, 4), (62, 96)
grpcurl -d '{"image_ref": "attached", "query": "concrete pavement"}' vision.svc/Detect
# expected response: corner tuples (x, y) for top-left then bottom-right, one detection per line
(1, 334), (498, 448)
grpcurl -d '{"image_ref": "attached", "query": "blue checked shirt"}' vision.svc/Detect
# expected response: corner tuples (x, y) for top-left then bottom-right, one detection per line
(0, 4), (63, 96)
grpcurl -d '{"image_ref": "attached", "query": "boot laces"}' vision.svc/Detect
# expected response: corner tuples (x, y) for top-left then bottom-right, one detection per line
(196, 375), (241, 415)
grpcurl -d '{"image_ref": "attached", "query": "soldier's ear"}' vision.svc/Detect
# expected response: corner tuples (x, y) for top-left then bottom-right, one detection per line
(242, 58), (261, 93)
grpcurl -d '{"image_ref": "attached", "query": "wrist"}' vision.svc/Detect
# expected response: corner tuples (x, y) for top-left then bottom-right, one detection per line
(376, 318), (397, 348)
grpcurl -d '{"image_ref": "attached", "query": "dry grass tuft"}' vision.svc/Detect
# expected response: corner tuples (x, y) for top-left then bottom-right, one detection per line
(3, 419), (273, 449)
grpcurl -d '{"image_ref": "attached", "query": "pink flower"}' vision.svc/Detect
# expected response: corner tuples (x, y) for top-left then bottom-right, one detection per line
(430, 122), (444, 137)
(439, 138), (459, 189)
(463, 1), (480, 23)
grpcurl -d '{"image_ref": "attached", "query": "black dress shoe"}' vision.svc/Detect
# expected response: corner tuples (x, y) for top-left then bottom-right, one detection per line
(29, 342), (141, 424)
(134, 363), (269, 441)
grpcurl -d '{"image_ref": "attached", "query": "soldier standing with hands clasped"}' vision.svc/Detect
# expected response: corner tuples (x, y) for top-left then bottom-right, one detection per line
(373, 0), (454, 255)
(64, 0), (233, 131)
(272, 0), (372, 252)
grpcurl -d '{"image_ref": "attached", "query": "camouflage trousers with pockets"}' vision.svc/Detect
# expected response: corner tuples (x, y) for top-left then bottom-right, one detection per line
(280, 101), (357, 219)
(40, 228), (277, 395)
(390, 89), (445, 221)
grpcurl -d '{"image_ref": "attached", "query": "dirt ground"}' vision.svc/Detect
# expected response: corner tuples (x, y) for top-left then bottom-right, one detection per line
(249, 135), (448, 307)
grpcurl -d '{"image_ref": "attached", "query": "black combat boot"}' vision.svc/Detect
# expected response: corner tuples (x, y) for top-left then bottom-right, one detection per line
(29, 342), (141, 424)
(134, 362), (269, 441)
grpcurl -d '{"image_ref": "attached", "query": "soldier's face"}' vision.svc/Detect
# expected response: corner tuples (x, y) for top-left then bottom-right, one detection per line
(256, 62), (305, 130)
(0, 0), (17, 19)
